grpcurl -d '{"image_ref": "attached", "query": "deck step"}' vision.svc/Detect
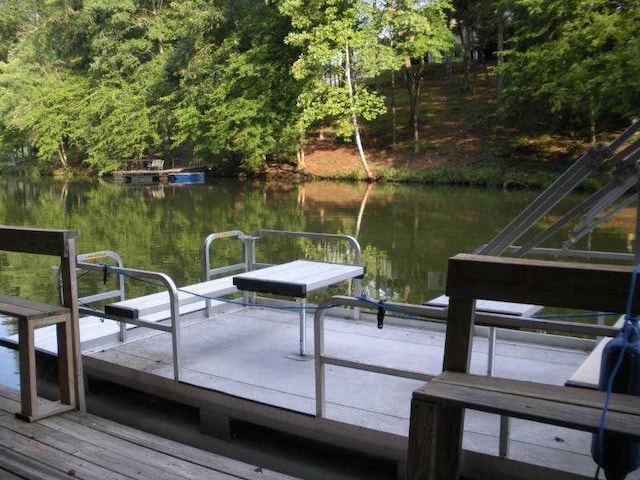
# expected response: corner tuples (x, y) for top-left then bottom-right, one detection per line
(105, 277), (238, 319)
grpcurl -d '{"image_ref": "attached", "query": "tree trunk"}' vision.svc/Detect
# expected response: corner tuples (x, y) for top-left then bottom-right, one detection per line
(355, 183), (373, 239)
(391, 69), (397, 151)
(296, 144), (305, 171)
(345, 45), (374, 180)
(58, 141), (68, 169)
(405, 55), (425, 154)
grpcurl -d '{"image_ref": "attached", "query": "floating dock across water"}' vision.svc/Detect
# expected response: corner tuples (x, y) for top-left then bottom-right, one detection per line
(113, 165), (206, 185)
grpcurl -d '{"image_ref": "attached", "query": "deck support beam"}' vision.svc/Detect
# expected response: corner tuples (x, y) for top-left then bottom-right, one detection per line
(200, 408), (233, 440)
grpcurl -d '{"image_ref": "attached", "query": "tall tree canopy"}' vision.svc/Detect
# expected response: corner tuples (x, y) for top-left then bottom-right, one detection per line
(280, 0), (396, 179)
(0, 0), (636, 175)
(498, 0), (640, 138)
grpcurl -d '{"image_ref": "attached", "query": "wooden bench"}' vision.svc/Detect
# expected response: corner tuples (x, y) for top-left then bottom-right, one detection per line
(104, 276), (238, 319)
(0, 226), (84, 415)
(0, 295), (75, 421)
(406, 254), (640, 480)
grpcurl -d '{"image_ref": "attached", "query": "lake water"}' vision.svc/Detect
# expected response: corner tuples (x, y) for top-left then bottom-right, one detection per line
(0, 177), (635, 388)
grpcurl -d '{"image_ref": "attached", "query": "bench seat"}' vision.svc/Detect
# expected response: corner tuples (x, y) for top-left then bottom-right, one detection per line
(0, 295), (75, 421)
(414, 371), (640, 439)
(424, 294), (543, 317)
(105, 276), (238, 319)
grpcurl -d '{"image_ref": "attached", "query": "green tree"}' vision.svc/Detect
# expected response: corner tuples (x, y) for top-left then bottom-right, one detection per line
(499, 0), (640, 139)
(0, 33), (90, 169)
(0, 0), (32, 62)
(170, 0), (300, 173)
(382, 0), (454, 153)
(281, 0), (399, 180)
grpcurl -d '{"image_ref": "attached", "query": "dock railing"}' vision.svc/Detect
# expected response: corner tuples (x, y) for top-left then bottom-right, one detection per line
(76, 258), (182, 380)
(312, 293), (622, 452)
(203, 228), (363, 316)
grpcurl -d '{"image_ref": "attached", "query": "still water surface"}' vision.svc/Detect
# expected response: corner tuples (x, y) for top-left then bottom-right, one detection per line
(0, 177), (635, 388)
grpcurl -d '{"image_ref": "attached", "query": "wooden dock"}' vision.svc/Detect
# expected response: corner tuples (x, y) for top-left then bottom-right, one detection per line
(0, 384), (296, 480)
(112, 167), (206, 185)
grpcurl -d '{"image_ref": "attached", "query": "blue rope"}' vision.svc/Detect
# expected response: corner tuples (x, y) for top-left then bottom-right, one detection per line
(594, 263), (640, 478)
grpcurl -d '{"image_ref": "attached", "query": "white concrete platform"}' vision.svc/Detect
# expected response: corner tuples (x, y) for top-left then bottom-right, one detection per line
(4, 302), (636, 480)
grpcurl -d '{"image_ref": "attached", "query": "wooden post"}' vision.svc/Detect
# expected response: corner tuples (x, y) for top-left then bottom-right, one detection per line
(58, 233), (86, 412)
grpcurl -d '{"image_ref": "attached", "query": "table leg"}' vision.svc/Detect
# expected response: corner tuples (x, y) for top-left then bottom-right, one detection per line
(299, 298), (306, 356)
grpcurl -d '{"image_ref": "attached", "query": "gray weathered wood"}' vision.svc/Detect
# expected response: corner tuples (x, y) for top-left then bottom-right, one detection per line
(407, 255), (640, 480)
(0, 226), (85, 415)
(57, 236), (85, 412)
(446, 253), (640, 315)
(406, 398), (436, 479)
(0, 444), (73, 480)
(0, 382), (300, 480)
(0, 295), (74, 421)
(0, 225), (79, 257)
(413, 376), (640, 438)
(441, 296), (475, 373)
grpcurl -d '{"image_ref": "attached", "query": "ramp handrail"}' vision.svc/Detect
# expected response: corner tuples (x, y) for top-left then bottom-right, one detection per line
(76, 260), (182, 380)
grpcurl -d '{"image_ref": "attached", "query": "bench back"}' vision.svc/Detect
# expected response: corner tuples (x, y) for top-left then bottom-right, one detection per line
(443, 254), (640, 373)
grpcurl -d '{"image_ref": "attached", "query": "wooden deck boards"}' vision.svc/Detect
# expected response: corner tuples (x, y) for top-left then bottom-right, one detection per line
(0, 384), (296, 480)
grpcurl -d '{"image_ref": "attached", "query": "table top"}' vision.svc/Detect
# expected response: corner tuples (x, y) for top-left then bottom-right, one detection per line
(232, 260), (364, 298)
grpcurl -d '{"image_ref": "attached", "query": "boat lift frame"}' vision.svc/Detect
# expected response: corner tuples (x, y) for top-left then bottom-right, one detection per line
(473, 119), (640, 457)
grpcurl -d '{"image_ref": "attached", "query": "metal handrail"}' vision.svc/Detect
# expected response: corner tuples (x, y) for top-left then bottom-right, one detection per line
(75, 230), (365, 382)
(76, 260), (182, 380)
(313, 296), (441, 418)
(256, 229), (362, 266)
(202, 230), (247, 280)
(312, 294), (622, 453)
(76, 250), (126, 304)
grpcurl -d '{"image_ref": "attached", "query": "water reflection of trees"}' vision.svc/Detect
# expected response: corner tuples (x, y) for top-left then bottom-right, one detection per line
(0, 178), (635, 306)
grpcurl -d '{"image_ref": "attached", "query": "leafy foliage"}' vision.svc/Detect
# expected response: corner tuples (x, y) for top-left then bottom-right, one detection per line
(499, 0), (640, 136)
(0, 0), (634, 175)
